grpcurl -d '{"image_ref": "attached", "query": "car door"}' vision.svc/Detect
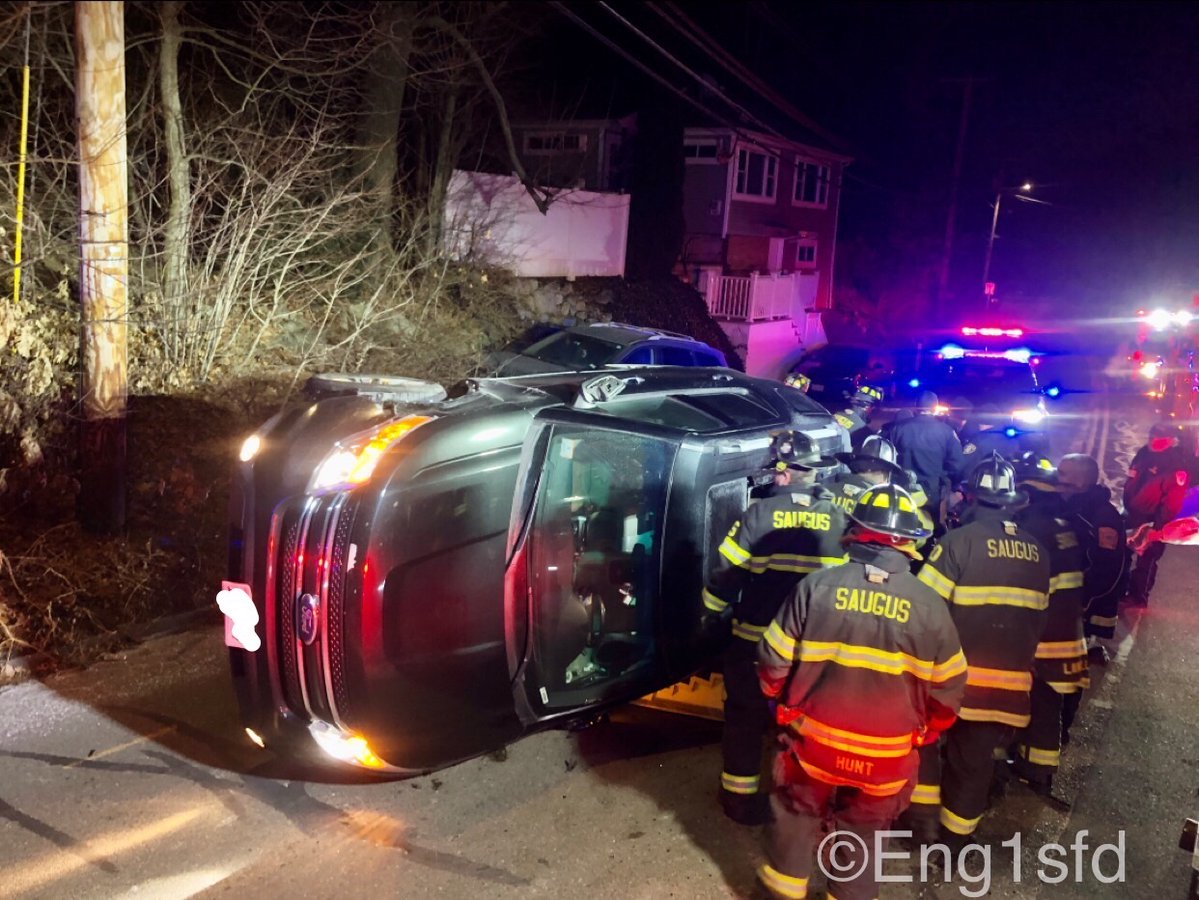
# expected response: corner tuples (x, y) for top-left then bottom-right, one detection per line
(505, 412), (678, 725)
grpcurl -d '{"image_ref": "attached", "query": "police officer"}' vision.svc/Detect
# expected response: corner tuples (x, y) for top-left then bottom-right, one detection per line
(1057, 453), (1129, 668)
(960, 404), (1020, 470)
(703, 431), (847, 825)
(756, 483), (967, 900)
(916, 453), (1050, 852)
(1007, 454), (1088, 795)
(833, 384), (885, 449)
(889, 391), (967, 522)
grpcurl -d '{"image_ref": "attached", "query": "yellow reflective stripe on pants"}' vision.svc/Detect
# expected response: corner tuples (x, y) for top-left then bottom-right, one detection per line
(1089, 614), (1118, 628)
(910, 783), (941, 805)
(702, 588), (728, 612)
(759, 864), (809, 899)
(966, 665), (1033, 691)
(940, 806), (982, 836)
(1019, 745), (1061, 767)
(1035, 638), (1088, 659)
(951, 585), (1048, 610)
(732, 620), (767, 642)
(917, 565), (956, 599)
(721, 771), (760, 794)
(958, 707), (1030, 728)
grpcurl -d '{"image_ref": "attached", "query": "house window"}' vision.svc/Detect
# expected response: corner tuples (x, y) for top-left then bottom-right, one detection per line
(684, 139), (719, 163)
(524, 131), (588, 155)
(795, 238), (818, 269)
(793, 158), (830, 207)
(734, 148), (777, 201)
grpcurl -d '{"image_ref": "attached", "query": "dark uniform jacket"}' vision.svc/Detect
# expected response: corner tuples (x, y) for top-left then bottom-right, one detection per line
(916, 505), (1050, 728)
(1016, 495), (1089, 693)
(889, 413), (967, 509)
(1124, 444), (1193, 528)
(961, 428), (1020, 469)
(1064, 484), (1128, 631)
(758, 543), (967, 796)
(703, 483), (847, 644)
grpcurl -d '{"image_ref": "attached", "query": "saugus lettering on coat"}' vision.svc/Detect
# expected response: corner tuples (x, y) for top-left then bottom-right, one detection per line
(833, 586), (912, 623)
(772, 510), (833, 531)
(985, 538), (1041, 562)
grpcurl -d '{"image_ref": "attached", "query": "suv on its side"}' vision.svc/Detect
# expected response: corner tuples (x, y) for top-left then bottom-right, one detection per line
(220, 367), (843, 776)
(489, 322), (728, 376)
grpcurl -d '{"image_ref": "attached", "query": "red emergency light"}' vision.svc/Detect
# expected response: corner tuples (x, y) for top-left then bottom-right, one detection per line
(961, 326), (1024, 338)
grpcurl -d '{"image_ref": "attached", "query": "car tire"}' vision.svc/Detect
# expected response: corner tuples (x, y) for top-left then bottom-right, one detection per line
(304, 374), (447, 404)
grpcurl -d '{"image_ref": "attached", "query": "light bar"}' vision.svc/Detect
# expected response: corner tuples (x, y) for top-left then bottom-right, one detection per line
(942, 347), (1035, 363)
(961, 326), (1024, 338)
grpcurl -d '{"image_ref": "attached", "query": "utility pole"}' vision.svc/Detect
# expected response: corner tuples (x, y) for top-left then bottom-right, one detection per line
(936, 77), (979, 316)
(76, 1), (128, 534)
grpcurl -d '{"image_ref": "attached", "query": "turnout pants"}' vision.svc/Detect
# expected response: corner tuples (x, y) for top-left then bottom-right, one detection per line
(720, 640), (771, 799)
(1084, 594), (1119, 641)
(941, 720), (1015, 838)
(1015, 681), (1070, 784)
(761, 745), (916, 900)
(1129, 541), (1166, 604)
(899, 741), (942, 837)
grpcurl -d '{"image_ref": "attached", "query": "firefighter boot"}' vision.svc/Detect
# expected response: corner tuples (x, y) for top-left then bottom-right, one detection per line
(720, 789), (772, 826)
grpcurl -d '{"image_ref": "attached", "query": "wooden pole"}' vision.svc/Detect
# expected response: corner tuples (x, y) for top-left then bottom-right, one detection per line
(76, 1), (128, 533)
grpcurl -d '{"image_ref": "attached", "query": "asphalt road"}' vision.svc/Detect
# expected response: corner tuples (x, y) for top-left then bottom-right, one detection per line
(2, 380), (1196, 900)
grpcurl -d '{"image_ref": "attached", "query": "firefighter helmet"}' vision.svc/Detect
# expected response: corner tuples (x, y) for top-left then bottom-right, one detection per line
(835, 434), (905, 479)
(848, 483), (932, 539)
(850, 383), (885, 409)
(966, 451), (1027, 507)
(770, 430), (837, 471)
(784, 372), (812, 393)
(1012, 451), (1060, 493)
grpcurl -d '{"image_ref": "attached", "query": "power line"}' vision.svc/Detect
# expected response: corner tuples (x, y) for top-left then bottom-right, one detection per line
(652, 1), (847, 151)
(594, 1), (786, 141)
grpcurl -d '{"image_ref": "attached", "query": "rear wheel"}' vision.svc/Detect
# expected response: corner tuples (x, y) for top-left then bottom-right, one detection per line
(304, 374), (446, 404)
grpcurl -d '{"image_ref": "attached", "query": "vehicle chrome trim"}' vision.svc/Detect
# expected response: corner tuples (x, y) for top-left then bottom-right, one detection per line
(320, 493), (348, 731)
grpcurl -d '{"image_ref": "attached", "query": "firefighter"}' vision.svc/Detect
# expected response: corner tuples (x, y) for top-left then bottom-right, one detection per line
(1123, 421), (1193, 606)
(1057, 453), (1129, 669)
(823, 434), (908, 514)
(703, 430), (847, 826)
(916, 453), (1050, 852)
(756, 483), (967, 900)
(889, 391), (967, 522)
(1006, 454), (1088, 795)
(833, 384), (885, 449)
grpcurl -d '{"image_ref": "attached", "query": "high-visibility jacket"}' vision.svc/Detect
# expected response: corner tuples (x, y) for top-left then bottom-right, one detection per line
(703, 483), (847, 644)
(1017, 496), (1089, 693)
(758, 543), (967, 796)
(917, 505), (1050, 728)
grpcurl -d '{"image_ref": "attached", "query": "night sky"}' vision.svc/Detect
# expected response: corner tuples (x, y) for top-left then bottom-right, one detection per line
(530, 1), (1199, 320)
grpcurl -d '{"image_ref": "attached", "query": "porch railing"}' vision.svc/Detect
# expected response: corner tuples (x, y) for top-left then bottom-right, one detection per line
(702, 272), (815, 322)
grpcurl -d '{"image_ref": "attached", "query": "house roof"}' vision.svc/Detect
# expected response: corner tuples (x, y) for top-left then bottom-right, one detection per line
(685, 126), (853, 165)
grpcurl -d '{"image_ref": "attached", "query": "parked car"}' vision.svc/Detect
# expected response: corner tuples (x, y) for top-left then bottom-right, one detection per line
(787, 344), (894, 408)
(488, 322), (728, 376)
(220, 367), (845, 775)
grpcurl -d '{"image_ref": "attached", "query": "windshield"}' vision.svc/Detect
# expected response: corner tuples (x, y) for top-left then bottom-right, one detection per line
(525, 426), (674, 709)
(928, 359), (1039, 403)
(523, 332), (623, 370)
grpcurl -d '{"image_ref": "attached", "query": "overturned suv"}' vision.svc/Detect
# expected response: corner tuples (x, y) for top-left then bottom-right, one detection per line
(220, 367), (846, 775)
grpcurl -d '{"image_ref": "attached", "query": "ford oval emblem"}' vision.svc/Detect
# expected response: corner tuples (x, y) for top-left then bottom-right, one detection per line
(296, 592), (320, 645)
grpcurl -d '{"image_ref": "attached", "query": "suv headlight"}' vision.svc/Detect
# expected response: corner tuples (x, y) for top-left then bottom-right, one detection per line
(309, 415), (433, 493)
(1012, 407), (1045, 425)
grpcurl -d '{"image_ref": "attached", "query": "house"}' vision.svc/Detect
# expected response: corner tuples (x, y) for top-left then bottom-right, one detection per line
(680, 127), (851, 378)
(510, 116), (637, 192)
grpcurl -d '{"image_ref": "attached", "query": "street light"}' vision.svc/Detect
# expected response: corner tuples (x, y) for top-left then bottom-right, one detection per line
(982, 182), (1033, 307)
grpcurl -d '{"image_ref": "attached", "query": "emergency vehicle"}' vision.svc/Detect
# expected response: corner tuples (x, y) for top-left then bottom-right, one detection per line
(218, 367), (845, 774)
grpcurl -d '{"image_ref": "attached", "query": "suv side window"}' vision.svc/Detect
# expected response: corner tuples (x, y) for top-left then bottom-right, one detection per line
(693, 348), (724, 367)
(654, 345), (697, 366)
(619, 346), (654, 365)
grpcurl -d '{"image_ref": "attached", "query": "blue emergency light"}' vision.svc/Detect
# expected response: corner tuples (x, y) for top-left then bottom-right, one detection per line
(908, 378), (921, 388)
